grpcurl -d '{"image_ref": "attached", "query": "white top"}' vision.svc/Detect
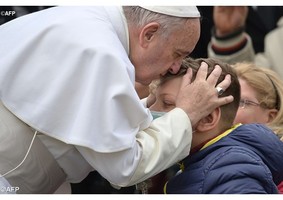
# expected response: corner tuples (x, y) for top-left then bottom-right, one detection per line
(0, 6), (192, 186)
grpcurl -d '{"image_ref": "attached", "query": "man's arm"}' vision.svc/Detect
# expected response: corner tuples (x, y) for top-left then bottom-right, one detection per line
(76, 108), (191, 186)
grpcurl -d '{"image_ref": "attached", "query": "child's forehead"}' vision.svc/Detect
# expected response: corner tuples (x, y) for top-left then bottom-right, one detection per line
(159, 76), (183, 89)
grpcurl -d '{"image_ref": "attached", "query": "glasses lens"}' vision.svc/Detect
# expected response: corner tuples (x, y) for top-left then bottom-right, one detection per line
(239, 99), (260, 108)
(239, 100), (245, 108)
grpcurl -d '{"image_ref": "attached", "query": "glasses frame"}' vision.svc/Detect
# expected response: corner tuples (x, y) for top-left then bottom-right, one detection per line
(239, 99), (260, 109)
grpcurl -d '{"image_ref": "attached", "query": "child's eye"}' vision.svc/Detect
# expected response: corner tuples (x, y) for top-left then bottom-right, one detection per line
(163, 101), (175, 109)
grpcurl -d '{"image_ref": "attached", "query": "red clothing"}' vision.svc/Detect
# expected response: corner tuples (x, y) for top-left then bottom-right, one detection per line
(278, 181), (283, 194)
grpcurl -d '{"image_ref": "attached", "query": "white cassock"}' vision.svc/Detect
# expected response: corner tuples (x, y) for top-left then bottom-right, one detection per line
(0, 6), (192, 186)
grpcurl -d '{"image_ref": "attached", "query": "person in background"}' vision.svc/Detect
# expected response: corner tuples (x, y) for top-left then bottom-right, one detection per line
(232, 62), (283, 193)
(148, 57), (283, 193)
(192, 6), (283, 59)
(0, 6), (233, 194)
(233, 62), (283, 140)
(208, 6), (283, 78)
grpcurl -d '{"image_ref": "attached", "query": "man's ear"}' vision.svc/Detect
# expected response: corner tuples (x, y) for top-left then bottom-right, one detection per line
(139, 22), (160, 48)
(195, 108), (221, 132)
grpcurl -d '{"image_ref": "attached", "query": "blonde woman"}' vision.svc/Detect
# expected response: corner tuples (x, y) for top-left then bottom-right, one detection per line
(233, 62), (283, 141)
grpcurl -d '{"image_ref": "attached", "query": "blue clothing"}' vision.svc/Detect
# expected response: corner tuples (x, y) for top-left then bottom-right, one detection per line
(165, 124), (283, 194)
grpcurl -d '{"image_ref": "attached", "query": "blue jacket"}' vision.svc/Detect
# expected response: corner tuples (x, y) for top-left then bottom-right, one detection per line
(165, 124), (283, 194)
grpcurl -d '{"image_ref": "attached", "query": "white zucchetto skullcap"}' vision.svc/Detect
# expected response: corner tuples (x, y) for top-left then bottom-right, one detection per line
(140, 6), (200, 18)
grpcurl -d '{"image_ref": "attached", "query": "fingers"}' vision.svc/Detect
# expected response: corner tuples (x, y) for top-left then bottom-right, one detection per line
(217, 74), (231, 92)
(205, 64), (232, 94)
(216, 95), (234, 107)
(191, 62), (232, 95)
(180, 67), (193, 87)
(194, 62), (208, 81)
(175, 62), (234, 126)
(206, 64), (222, 86)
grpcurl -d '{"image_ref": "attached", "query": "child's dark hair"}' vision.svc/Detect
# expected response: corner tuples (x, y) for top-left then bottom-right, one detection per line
(160, 57), (240, 131)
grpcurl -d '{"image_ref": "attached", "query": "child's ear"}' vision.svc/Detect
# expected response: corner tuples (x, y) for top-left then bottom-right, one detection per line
(195, 108), (221, 132)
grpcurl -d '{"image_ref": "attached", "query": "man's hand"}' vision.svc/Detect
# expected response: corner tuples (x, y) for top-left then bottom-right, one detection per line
(175, 62), (233, 126)
(213, 6), (248, 37)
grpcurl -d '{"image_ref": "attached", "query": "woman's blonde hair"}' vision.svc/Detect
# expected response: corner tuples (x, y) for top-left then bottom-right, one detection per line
(233, 62), (283, 140)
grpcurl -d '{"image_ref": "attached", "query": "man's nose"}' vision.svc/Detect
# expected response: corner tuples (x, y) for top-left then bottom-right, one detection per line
(168, 60), (182, 74)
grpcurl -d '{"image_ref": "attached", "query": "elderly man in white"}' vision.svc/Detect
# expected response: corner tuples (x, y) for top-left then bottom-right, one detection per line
(0, 6), (232, 193)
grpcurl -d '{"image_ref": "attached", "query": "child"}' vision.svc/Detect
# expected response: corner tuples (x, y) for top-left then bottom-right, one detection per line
(149, 57), (283, 194)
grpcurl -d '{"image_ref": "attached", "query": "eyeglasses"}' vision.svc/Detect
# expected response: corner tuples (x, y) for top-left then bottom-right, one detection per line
(239, 99), (260, 109)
